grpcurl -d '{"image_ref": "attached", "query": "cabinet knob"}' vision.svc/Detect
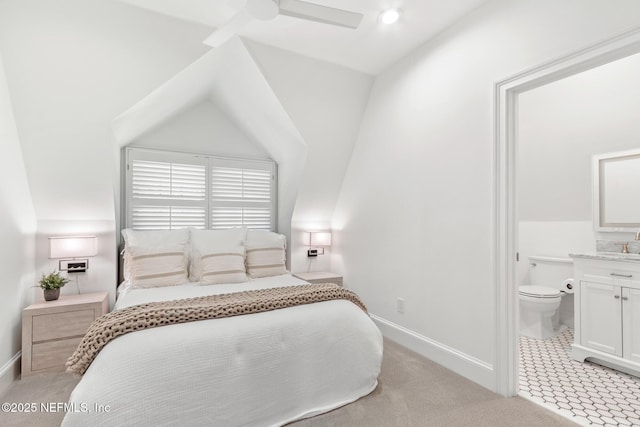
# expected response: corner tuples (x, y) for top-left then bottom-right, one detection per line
(622, 296), (629, 301)
(614, 295), (621, 299)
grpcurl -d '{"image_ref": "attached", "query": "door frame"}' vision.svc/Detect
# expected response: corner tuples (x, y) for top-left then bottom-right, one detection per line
(493, 25), (640, 396)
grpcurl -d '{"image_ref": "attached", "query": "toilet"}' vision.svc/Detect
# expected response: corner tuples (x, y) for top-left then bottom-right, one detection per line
(519, 255), (573, 340)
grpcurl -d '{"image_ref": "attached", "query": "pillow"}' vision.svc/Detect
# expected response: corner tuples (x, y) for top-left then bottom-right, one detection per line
(245, 230), (286, 246)
(199, 247), (248, 285)
(128, 245), (189, 289)
(121, 229), (190, 281)
(189, 228), (248, 281)
(245, 235), (287, 278)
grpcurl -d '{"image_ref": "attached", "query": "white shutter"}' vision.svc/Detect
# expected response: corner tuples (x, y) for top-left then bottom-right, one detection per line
(124, 148), (276, 231)
(126, 149), (208, 230)
(210, 159), (275, 230)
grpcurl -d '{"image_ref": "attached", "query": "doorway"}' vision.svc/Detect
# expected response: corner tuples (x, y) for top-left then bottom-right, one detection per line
(494, 25), (640, 400)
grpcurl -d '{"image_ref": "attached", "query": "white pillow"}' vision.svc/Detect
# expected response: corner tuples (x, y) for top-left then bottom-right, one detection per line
(121, 229), (190, 281)
(199, 247), (248, 285)
(121, 228), (190, 247)
(245, 237), (286, 278)
(128, 245), (189, 289)
(189, 228), (248, 281)
(245, 230), (286, 246)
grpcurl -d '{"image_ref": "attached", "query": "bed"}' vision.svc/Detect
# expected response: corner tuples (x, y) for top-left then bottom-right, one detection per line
(61, 228), (383, 427)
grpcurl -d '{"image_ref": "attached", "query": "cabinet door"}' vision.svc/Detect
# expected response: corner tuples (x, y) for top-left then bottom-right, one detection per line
(580, 281), (622, 356)
(623, 287), (640, 363)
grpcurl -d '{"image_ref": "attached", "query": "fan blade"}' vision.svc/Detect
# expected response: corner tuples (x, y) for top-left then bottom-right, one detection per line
(203, 10), (253, 47)
(278, 0), (363, 29)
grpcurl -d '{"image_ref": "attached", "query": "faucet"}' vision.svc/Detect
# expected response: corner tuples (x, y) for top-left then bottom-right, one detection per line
(615, 242), (630, 254)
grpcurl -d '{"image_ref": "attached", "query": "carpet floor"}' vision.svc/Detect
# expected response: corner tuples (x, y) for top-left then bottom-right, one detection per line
(1, 339), (575, 427)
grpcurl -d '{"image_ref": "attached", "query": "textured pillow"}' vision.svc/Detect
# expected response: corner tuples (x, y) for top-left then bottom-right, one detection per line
(189, 228), (248, 281)
(121, 229), (190, 281)
(245, 242), (286, 278)
(128, 245), (189, 289)
(199, 248), (248, 285)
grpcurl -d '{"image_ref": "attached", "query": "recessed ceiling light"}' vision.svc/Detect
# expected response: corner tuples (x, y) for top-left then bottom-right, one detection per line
(379, 8), (401, 25)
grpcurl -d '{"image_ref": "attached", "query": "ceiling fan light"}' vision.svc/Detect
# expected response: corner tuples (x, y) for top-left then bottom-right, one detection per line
(379, 8), (401, 25)
(246, 0), (279, 21)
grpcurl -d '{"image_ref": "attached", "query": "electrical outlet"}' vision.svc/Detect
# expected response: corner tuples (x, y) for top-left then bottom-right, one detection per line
(59, 259), (88, 273)
(396, 297), (405, 314)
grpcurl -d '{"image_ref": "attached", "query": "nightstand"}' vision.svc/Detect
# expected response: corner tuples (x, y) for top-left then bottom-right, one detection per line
(21, 292), (108, 377)
(293, 271), (343, 286)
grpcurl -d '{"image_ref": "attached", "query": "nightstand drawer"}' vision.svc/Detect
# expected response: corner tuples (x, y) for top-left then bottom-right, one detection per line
(32, 309), (95, 342)
(31, 337), (83, 371)
(22, 292), (109, 377)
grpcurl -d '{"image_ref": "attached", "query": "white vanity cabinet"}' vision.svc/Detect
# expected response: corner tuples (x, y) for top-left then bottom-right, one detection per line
(571, 254), (640, 375)
(623, 286), (640, 364)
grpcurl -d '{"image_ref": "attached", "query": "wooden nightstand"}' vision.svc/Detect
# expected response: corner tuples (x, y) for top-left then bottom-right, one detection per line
(21, 292), (108, 377)
(293, 271), (343, 286)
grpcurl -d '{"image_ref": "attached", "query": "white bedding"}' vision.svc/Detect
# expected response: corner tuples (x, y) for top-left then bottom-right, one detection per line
(62, 274), (383, 427)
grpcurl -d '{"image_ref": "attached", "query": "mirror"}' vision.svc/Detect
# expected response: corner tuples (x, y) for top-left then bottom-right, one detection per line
(593, 148), (640, 231)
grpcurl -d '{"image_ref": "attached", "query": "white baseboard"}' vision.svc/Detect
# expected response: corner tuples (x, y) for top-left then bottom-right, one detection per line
(371, 314), (495, 391)
(0, 352), (21, 397)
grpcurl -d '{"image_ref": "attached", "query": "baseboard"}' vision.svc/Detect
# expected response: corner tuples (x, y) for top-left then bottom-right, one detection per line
(0, 352), (21, 397)
(371, 314), (495, 391)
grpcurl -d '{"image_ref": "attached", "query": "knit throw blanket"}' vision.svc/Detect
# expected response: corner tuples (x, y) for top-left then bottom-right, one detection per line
(66, 283), (367, 376)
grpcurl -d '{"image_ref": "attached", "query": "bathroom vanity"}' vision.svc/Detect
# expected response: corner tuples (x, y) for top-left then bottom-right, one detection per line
(570, 253), (640, 375)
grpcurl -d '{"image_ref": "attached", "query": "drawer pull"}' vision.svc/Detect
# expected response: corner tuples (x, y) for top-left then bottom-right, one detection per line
(615, 295), (621, 299)
(610, 273), (633, 278)
(622, 296), (629, 301)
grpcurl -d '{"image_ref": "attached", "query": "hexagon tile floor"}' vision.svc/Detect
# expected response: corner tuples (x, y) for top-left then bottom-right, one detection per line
(519, 328), (640, 426)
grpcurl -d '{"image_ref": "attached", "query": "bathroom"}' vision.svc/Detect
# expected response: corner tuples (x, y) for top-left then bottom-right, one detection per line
(516, 51), (640, 425)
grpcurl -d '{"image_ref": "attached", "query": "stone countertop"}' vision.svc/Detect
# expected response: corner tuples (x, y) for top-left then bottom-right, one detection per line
(569, 252), (640, 263)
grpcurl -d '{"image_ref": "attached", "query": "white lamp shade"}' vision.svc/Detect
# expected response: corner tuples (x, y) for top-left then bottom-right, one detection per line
(309, 231), (332, 247)
(49, 236), (97, 259)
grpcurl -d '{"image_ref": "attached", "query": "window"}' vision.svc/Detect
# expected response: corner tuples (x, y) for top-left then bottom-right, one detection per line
(124, 148), (276, 231)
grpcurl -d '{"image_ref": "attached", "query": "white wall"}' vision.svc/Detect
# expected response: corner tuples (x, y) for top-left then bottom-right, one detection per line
(0, 0), (213, 302)
(132, 99), (269, 159)
(244, 41), (374, 274)
(0, 52), (36, 391)
(519, 52), (640, 222)
(332, 0), (640, 390)
(517, 52), (640, 286)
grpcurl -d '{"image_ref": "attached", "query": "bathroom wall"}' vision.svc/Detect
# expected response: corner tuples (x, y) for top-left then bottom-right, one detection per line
(518, 51), (640, 286)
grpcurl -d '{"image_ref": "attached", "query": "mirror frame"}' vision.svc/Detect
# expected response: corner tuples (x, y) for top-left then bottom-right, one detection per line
(593, 148), (640, 231)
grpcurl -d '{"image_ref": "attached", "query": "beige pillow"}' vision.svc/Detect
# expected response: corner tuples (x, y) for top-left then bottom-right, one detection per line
(200, 249), (248, 285)
(121, 228), (190, 282)
(245, 242), (286, 278)
(189, 228), (248, 281)
(129, 245), (189, 289)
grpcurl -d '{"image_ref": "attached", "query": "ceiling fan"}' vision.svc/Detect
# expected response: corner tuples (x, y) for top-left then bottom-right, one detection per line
(203, 0), (364, 47)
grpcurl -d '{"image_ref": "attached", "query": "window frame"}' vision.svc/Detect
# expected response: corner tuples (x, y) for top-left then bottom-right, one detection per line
(122, 147), (277, 232)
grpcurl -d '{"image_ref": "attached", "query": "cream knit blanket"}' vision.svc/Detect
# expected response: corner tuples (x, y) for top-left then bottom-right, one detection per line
(66, 283), (367, 376)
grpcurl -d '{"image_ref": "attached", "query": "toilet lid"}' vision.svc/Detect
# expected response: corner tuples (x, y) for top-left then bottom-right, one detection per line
(519, 286), (561, 298)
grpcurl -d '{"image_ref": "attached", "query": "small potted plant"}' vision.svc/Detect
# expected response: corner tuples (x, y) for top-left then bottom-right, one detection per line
(38, 271), (70, 301)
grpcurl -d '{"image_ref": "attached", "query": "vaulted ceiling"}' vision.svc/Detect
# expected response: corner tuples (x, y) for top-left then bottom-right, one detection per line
(118, 0), (489, 74)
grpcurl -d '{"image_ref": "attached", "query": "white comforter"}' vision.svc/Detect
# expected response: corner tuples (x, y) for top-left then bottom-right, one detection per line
(62, 274), (383, 427)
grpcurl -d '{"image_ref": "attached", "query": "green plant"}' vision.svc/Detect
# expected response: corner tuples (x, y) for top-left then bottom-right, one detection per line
(38, 271), (70, 290)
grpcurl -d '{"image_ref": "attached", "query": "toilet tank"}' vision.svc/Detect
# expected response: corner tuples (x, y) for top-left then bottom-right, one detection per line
(528, 255), (573, 289)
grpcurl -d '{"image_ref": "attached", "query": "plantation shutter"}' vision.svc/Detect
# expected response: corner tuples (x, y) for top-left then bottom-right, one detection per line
(124, 148), (276, 231)
(126, 150), (208, 230)
(210, 159), (275, 230)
